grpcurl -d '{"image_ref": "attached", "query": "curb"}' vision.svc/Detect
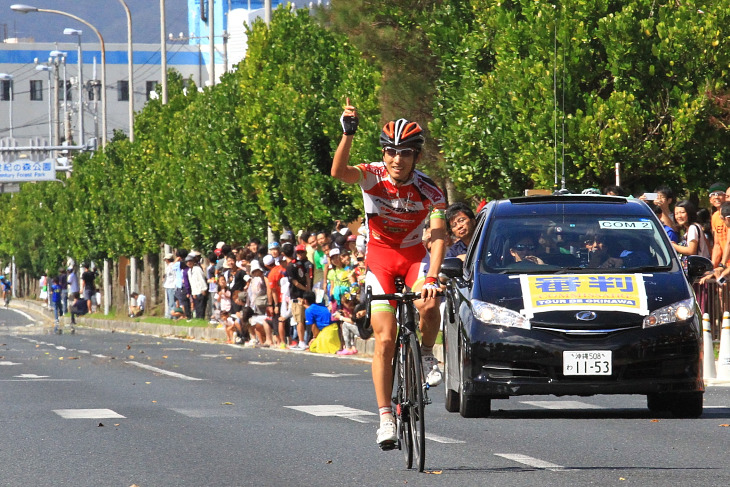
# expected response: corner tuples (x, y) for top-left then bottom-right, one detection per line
(11, 299), (444, 362)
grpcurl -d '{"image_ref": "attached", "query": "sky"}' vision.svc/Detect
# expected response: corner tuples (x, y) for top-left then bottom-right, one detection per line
(0, 0), (189, 44)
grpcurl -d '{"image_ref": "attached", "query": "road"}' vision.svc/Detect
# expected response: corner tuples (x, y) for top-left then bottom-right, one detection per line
(1, 307), (729, 487)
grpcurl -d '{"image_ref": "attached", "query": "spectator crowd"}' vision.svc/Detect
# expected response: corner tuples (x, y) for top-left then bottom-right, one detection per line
(36, 184), (730, 345)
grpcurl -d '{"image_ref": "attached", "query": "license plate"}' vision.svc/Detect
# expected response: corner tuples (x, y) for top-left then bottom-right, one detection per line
(563, 351), (612, 376)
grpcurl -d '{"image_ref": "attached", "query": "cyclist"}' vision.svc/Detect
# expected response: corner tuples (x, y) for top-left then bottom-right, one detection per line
(331, 99), (447, 449)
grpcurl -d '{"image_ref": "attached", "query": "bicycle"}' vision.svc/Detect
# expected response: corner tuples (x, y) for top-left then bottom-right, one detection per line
(365, 278), (433, 472)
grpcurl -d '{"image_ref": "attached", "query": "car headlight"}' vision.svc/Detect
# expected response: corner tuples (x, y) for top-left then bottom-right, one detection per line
(472, 299), (531, 329)
(642, 298), (695, 328)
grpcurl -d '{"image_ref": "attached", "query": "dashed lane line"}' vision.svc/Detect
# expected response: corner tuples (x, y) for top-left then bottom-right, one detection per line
(495, 453), (568, 472)
(125, 360), (203, 381)
(54, 408), (126, 419)
(521, 400), (600, 409)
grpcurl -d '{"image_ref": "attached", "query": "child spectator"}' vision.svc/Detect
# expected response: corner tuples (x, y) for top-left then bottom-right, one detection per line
(68, 291), (86, 330)
(129, 292), (146, 317)
(220, 310), (239, 344)
(246, 260), (274, 347)
(216, 275), (232, 319)
(51, 277), (63, 333)
(303, 291), (340, 353)
(334, 291), (360, 355)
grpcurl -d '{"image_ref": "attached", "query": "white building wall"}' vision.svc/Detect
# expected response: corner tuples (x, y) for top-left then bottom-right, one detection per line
(0, 41), (208, 147)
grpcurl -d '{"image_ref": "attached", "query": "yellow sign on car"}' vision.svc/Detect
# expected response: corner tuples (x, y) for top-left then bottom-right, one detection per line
(518, 274), (649, 318)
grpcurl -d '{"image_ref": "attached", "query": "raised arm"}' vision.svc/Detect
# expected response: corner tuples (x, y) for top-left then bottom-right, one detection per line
(331, 98), (362, 184)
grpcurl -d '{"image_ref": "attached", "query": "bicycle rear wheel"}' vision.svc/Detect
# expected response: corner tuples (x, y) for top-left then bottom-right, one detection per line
(405, 332), (426, 472)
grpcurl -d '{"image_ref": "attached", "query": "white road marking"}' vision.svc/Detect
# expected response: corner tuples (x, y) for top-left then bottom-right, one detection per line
(15, 374), (49, 379)
(125, 361), (203, 381)
(247, 361), (277, 365)
(200, 354), (230, 358)
(312, 373), (358, 378)
(55, 346), (67, 350)
(92, 354), (108, 359)
(5, 309), (37, 322)
(286, 405), (376, 423)
(425, 434), (465, 444)
(496, 453), (567, 471)
(0, 361), (21, 365)
(77, 350), (90, 354)
(54, 408), (126, 419)
(170, 408), (245, 418)
(521, 400), (600, 409)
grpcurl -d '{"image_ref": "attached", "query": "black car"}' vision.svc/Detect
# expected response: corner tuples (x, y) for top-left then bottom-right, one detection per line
(441, 195), (713, 418)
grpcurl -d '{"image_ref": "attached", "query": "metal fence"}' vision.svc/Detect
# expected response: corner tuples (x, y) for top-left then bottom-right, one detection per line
(697, 280), (728, 340)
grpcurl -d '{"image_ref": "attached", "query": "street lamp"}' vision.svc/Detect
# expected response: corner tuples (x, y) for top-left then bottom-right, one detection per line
(35, 65), (53, 144)
(11, 4), (107, 147)
(63, 28), (84, 146)
(118, 0), (134, 142)
(0, 73), (13, 138)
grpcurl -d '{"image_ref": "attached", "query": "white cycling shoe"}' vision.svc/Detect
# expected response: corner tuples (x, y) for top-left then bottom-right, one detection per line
(376, 420), (397, 450)
(422, 354), (443, 387)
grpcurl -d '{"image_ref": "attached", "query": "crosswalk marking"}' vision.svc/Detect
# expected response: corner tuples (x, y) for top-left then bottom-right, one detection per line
(286, 404), (375, 423)
(54, 408), (126, 419)
(496, 453), (567, 471)
(170, 408), (245, 418)
(312, 373), (358, 378)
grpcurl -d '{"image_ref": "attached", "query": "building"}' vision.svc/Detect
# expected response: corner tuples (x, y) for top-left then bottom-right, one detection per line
(0, 0), (321, 156)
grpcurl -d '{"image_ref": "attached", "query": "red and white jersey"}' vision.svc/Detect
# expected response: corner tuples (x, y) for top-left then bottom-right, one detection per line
(355, 161), (446, 249)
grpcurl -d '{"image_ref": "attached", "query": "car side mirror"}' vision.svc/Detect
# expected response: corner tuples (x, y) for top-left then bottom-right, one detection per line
(686, 255), (714, 280)
(440, 257), (463, 279)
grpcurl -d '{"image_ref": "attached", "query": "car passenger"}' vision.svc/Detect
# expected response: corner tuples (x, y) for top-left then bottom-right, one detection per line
(508, 235), (546, 267)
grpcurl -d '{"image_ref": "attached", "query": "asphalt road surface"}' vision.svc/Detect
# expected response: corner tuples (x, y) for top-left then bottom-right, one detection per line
(1, 307), (729, 487)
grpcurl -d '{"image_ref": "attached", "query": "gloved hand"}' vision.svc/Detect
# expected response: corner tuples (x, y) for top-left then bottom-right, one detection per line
(340, 97), (358, 135)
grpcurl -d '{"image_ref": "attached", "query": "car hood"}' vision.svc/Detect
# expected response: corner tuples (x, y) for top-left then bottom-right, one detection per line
(474, 270), (693, 326)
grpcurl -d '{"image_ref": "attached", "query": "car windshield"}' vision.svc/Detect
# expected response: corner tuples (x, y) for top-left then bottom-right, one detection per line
(479, 212), (674, 274)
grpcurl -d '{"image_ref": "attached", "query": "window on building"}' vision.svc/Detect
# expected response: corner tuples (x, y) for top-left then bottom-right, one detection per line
(117, 80), (129, 101)
(0, 79), (12, 101)
(30, 80), (43, 101)
(58, 79), (72, 102)
(146, 80), (158, 100)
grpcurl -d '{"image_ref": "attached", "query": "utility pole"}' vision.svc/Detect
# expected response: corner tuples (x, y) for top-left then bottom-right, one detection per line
(160, 0), (168, 104)
(208, 0), (215, 85)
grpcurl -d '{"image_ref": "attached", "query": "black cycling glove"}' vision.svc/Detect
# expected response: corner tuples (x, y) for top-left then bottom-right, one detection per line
(340, 112), (359, 135)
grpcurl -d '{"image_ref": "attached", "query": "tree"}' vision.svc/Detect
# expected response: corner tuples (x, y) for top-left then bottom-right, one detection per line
(430, 0), (730, 199)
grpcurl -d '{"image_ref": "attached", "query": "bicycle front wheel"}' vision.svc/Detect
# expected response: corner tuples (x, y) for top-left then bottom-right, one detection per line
(405, 332), (426, 472)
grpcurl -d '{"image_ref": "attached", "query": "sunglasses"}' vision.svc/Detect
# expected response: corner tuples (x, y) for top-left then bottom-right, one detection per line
(383, 147), (416, 158)
(450, 217), (470, 229)
(513, 244), (536, 251)
(710, 191), (726, 198)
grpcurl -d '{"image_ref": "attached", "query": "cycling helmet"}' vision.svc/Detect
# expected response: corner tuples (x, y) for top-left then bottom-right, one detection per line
(379, 119), (425, 150)
(581, 188), (601, 195)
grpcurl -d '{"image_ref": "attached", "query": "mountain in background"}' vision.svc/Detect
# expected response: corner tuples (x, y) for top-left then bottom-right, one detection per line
(1, 0), (189, 44)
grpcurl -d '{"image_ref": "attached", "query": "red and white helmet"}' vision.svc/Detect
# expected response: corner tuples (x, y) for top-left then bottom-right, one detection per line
(379, 119), (425, 150)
